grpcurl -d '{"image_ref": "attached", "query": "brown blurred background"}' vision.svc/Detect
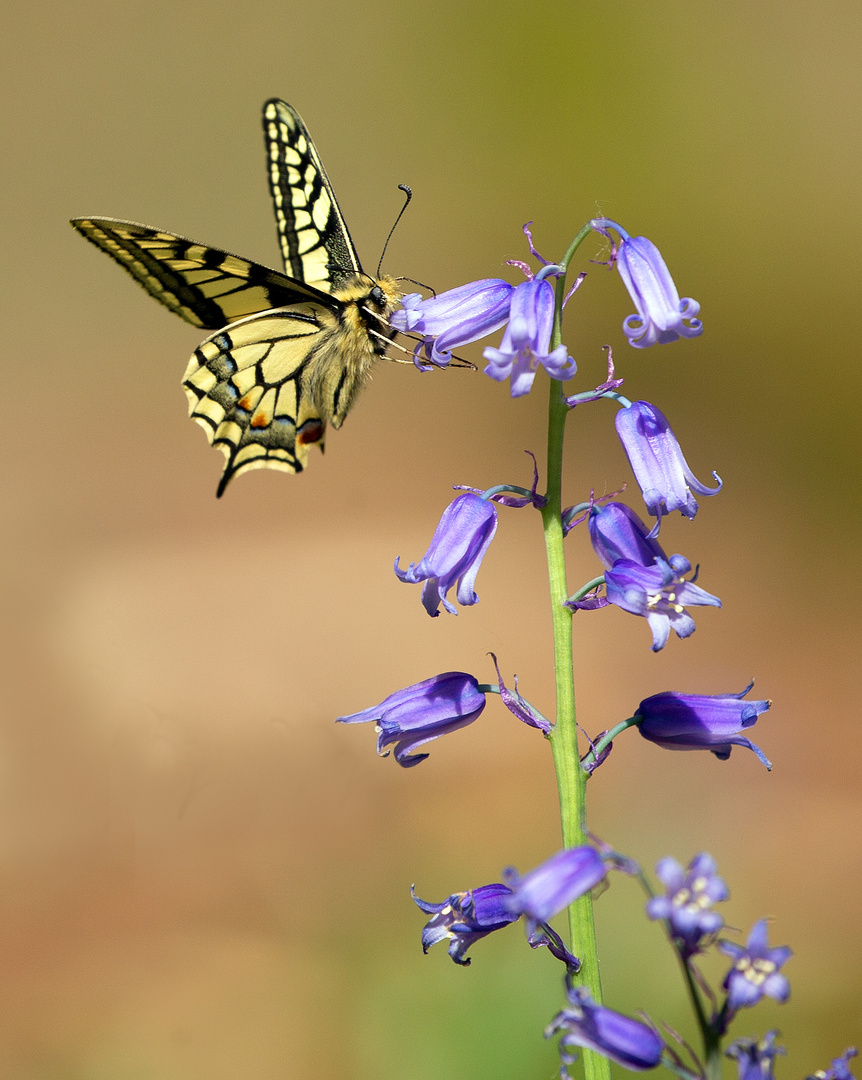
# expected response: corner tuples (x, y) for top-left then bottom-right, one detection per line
(2, 2), (860, 1077)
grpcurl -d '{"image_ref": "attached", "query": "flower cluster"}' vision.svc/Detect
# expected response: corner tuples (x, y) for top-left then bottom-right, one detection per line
(329, 213), (840, 1080)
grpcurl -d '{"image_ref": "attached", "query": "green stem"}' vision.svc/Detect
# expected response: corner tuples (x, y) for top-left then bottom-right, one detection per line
(541, 221), (609, 1080)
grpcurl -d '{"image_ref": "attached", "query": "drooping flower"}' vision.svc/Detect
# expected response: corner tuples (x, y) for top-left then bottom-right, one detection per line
(615, 401), (721, 531)
(411, 882), (519, 965)
(645, 853), (729, 956)
(483, 278), (576, 397)
(546, 984), (663, 1075)
(591, 220), (703, 348)
(604, 555), (722, 652)
(807, 1048), (859, 1080)
(727, 1031), (786, 1080)
(635, 684), (771, 768)
(412, 881), (580, 970)
(336, 671), (486, 767)
(587, 502), (668, 571)
(391, 279), (514, 367)
(719, 919), (792, 1013)
(394, 493), (497, 616)
(504, 847), (607, 923)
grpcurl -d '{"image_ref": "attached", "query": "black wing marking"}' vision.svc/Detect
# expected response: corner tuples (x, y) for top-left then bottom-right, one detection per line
(71, 217), (338, 329)
(262, 99), (363, 293)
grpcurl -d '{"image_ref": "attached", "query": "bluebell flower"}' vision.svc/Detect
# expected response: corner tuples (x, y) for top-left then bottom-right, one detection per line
(336, 671), (486, 767)
(587, 502), (668, 571)
(483, 278), (576, 397)
(615, 401), (721, 531)
(727, 1031), (785, 1080)
(395, 493), (497, 616)
(719, 919), (792, 1013)
(391, 279), (513, 367)
(546, 984), (663, 1075)
(636, 684), (772, 768)
(412, 882), (519, 965)
(645, 853), (729, 956)
(604, 555), (722, 652)
(807, 1048), (859, 1080)
(504, 847), (607, 923)
(412, 881), (580, 970)
(591, 220), (703, 348)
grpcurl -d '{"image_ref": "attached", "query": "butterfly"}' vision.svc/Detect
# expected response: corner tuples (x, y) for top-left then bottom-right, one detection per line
(71, 99), (403, 496)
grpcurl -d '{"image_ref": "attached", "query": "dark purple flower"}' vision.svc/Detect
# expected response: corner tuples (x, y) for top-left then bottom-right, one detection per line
(412, 881), (580, 970)
(504, 847), (607, 923)
(615, 401), (721, 531)
(646, 853), (729, 955)
(546, 985), (663, 1075)
(590, 220), (703, 348)
(587, 502), (667, 571)
(391, 279), (513, 367)
(336, 671), (486, 767)
(727, 1031), (785, 1080)
(636, 684), (771, 768)
(483, 278), (576, 397)
(395, 493), (497, 616)
(411, 882), (519, 965)
(719, 919), (792, 1012)
(807, 1048), (859, 1080)
(604, 556), (722, 652)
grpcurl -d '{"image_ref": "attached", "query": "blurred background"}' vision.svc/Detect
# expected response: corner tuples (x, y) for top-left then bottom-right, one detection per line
(2, 2), (860, 1077)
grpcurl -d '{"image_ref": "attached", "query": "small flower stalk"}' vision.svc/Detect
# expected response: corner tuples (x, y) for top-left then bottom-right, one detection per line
(394, 493), (497, 616)
(336, 672), (486, 767)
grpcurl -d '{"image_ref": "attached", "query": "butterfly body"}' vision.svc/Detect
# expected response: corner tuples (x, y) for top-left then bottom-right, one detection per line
(71, 99), (402, 495)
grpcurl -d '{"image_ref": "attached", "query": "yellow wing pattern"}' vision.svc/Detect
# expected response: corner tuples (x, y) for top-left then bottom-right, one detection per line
(71, 100), (401, 496)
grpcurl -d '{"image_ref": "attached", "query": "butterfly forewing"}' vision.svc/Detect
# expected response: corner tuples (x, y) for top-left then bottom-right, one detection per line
(263, 99), (362, 292)
(70, 218), (335, 328)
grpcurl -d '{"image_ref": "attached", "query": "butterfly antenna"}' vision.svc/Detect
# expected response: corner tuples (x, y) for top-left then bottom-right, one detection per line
(376, 185), (412, 277)
(397, 275), (437, 297)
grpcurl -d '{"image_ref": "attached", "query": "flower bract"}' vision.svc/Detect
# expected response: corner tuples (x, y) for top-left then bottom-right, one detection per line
(635, 684), (771, 767)
(645, 852), (729, 955)
(483, 278), (576, 397)
(546, 984), (663, 1075)
(719, 918), (792, 1013)
(615, 401), (721, 531)
(391, 279), (513, 367)
(336, 671), (486, 767)
(394, 493), (497, 616)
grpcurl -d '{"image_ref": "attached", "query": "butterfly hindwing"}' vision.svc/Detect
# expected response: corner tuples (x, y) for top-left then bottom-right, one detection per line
(70, 217), (336, 329)
(263, 99), (362, 292)
(182, 305), (336, 495)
